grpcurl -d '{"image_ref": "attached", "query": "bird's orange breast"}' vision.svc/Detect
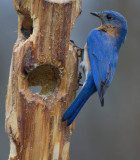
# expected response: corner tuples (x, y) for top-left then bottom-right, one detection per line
(96, 24), (120, 37)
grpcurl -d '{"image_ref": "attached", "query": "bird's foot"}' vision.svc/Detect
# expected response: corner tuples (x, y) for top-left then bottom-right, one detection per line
(76, 48), (84, 57)
(70, 40), (84, 57)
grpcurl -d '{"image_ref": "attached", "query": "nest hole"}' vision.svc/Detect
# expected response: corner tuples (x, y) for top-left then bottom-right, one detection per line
(28, 64), (60, 95)
(21, 15), (33, 39)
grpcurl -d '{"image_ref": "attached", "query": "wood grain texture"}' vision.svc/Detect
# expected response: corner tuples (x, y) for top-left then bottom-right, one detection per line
(5, 0), (82, 159)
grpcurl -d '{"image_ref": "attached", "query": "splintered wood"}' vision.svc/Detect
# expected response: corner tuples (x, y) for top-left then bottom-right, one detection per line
(5, 0), (82, 160)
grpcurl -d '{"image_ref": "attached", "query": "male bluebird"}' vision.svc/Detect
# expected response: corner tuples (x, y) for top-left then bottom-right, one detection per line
(62, 11), (127, 126)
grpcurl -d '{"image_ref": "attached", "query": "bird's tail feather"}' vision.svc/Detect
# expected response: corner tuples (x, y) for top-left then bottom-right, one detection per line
(66, 88), (94, 126)
(62, 70), (96, 126)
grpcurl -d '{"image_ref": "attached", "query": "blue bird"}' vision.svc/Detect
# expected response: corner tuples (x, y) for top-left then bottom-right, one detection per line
(62, 10), (127, 126)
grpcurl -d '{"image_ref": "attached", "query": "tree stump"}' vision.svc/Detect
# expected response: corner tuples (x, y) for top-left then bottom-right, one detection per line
(5, 0), (82, 159)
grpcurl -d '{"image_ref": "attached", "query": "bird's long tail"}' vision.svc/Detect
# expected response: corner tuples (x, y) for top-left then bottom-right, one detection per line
(62, 70), (97, 126)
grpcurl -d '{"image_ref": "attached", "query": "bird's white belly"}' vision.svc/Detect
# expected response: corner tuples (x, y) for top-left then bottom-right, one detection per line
(80, 43), (91, 80)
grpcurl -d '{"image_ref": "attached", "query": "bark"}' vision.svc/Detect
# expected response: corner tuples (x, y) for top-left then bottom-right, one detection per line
(5, 0), (82, 159)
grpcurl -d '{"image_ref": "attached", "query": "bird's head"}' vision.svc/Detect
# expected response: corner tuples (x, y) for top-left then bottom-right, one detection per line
(91, 10), (127, 43)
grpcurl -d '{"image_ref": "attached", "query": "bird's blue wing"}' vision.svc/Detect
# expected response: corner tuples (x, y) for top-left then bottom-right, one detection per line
(87, 29), (119, 106)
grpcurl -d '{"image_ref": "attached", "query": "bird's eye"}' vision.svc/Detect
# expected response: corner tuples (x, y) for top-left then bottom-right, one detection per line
(106, 14), (112, 20)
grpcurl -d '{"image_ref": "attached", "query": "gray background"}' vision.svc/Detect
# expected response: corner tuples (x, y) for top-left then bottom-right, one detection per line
(0, 0), (140, 159)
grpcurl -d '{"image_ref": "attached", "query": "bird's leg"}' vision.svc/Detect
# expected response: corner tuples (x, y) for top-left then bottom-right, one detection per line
(77, 72), (83, 89)
(78, 72), (83, 86)
(70, 40), (84, 57)
(70, 40), (83, 88)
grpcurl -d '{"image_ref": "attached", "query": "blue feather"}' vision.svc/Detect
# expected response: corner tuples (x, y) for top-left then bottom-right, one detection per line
(62, 10), (127, 125)
(62, 70), (97, 126)
(87, 29), (120, 105)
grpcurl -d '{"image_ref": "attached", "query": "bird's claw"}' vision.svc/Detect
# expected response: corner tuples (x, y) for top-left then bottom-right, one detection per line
(70, 40), (75, 45)
(76, 48), (84, 57)
(70, 40), (84, 57)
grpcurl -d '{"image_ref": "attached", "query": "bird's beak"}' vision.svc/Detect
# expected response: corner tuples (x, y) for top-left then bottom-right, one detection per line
(90, 12), (102, 18)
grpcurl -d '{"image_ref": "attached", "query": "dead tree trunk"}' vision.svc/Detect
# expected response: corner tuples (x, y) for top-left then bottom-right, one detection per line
(5, 0), (82, 159)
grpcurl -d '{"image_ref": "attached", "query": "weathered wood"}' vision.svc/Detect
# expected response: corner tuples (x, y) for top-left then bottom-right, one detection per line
(5, 0), (82, 159)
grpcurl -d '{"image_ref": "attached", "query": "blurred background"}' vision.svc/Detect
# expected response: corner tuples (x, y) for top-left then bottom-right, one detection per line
(0, 0), (140, 159)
